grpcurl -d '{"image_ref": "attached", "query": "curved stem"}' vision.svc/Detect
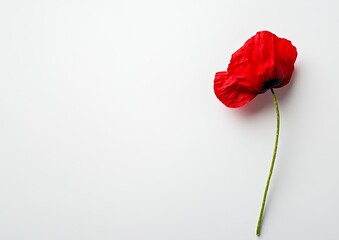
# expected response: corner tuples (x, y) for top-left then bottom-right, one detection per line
(256, 88), (280, 236)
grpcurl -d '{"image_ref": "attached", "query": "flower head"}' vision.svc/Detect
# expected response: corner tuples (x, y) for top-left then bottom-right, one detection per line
(214, 31), (297, 108)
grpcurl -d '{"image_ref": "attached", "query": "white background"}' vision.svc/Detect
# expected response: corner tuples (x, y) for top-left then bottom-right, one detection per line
(0, 0), (338, 239)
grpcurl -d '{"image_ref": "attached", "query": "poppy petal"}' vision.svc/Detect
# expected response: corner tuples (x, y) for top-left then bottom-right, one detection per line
(214, 71), (257, 108)
(227, 31), (297, 93)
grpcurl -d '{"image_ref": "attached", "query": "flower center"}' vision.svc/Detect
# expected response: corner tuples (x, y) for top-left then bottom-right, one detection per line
(259, 79), (282, 94)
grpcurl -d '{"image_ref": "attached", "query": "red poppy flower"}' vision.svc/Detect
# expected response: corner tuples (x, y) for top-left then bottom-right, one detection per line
(214, 31), (297, 108)
(214, 31), (298, 236)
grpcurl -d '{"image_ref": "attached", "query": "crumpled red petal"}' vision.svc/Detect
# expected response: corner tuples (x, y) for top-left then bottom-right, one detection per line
(214, 71), (257, 108)
(214, 31), (297, 108)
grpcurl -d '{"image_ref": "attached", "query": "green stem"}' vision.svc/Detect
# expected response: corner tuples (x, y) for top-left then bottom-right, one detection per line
(256, 88), (280, 236)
